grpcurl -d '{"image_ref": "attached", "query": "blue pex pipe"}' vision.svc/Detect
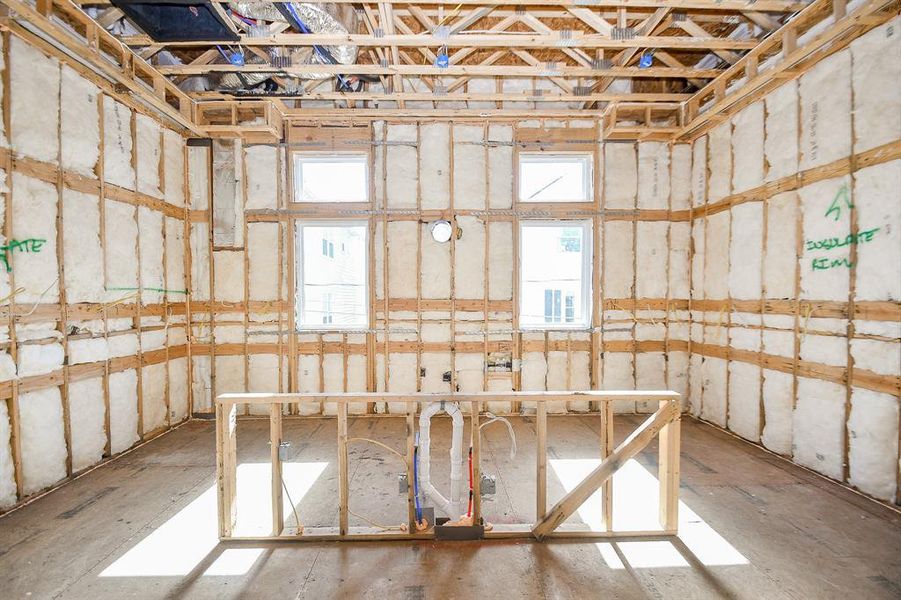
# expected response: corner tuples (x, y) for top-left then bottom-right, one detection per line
(413, 432), (422, 522)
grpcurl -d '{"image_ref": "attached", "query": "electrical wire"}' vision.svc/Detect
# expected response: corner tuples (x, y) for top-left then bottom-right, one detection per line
(280, 475), (303, 533)
(346, 437), (410, 531)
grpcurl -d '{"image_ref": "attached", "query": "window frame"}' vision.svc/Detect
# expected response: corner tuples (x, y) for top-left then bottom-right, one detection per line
(295, 220), (369, 332)
(518, 220), (593, 331)
(293, 152), (370, 204)
(517, 152), (594, 204)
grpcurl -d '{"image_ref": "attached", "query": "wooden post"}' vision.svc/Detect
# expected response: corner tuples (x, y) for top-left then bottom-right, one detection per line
(470, 399), (481, 523)
(536, 400), (547, 520)
(600, 399), (614, 530)
(406, 405), (416, 529)
(270, 402), (284, 536)
(216, 400), (237, 538)
(337, 399), (349, 535)
(657, 399), (681, 533)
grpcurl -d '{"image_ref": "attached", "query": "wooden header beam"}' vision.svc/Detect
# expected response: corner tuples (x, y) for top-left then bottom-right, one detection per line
(156, 63), (722, 79)
(119, 33), (759, 50)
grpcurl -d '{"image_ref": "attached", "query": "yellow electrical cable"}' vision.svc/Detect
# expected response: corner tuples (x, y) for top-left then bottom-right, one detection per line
(345, 437), (410, 531)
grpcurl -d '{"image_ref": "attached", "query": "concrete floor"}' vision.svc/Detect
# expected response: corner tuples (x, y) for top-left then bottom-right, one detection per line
(0, 414), (899, 599)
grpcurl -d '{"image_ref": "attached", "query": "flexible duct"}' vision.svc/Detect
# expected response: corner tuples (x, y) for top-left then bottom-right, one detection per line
(417, 401), (465, 520)
(226, 1), (357, 79)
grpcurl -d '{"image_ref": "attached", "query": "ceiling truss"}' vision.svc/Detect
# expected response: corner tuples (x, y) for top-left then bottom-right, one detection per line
(0, 0), (897, 142)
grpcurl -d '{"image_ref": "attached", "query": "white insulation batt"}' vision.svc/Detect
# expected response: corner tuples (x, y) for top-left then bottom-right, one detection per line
(63, 190), (105, 303)
(637, 142), (670, 209)
(386, 124), (418, 208)
(799, 176), (852, 300)
(728, 202), (763, 299)
(0, 400), (16, 507)
(163, 130), (185, 205)
(799, 51), (851, 170)
(103, 99), (135, 189)
(169, 357), (189, 422)
(109, 370), (139, 454)
(731, 102), (765, 193)
(68, 377), (106, 472)
(764, 192), (798, 298)
(138, 208), (164, 304)
(248, 223), (279, 301)
(452, 125), (486, 209)
(244, 145), (279, 209)
(793, 378), (845, 480)
(727, 361), (760, 442)
(635, 222), (668, 298)
(488, 124), (513, 209)
(764, 81), (799, 182)
(60, 66), (100, 176)
(604, 143), (637, 208)
(104, 201), (139, 295)
(387, 221), (417, 298)
(707, 122), (732, 202)
(135, 114), (161, 197)
(11, 174), (59, 303)
(847, 389), (899, 501)
(420, 223), (451, 299)
(213, 251), (245, 302)
(142, 363), (168, 433)
(454, 216), (485, 299)
(10, 37), (59, 164)
(761, 370), (793, 455)
(19, 388), (67, 495)
(853, 161), (901, 301)
(488, 222), (513, 301)
(851, 17), (901, 153)
(189, 146), (211, 210)
(165, 218), (186, 302)
(420, 123), (450, 209)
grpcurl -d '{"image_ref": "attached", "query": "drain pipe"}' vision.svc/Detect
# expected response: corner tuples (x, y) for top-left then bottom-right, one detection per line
(417, 401), (465, 519)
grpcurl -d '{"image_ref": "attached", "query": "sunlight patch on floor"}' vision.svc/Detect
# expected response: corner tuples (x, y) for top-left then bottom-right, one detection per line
(549, 458), (748, 569)
(99, 462), (326, 577)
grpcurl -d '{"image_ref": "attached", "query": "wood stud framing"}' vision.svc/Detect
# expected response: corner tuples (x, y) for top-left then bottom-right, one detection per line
(216, 391), (682, 542)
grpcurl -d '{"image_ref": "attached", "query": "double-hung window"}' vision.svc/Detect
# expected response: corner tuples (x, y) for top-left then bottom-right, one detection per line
(520, 221), (592, 329)
(295, 222), (368, 330)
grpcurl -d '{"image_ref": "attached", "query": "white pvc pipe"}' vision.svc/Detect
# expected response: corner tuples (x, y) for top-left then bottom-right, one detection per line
(418, 401), (465, 519)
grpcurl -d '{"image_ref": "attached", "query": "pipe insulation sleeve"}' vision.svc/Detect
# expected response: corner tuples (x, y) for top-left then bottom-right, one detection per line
(418, 401), (465, 519)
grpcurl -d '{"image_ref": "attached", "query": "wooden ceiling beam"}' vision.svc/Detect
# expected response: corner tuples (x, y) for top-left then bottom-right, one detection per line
(73, 0), (809, 11)
(117, 33), (761, 50)
(192, 90), (688, 102)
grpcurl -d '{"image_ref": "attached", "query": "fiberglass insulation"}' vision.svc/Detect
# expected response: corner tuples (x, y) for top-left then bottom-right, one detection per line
(10, 37), (59, 164)
(0, 401), (17, 507)
(68, 377), (107, 472)
(109, 370), (139, 454)
(62, 189), (105, 303)
(18, 388), (67, 495)
(60, 66), (100, 176)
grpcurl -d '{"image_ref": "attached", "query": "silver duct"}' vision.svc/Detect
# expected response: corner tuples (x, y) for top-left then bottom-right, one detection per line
(225, 2), (357, 81)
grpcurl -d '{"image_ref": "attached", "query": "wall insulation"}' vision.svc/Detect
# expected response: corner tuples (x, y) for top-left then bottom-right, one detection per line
(201, 119), (692, 425)
(0, 33), (194, 512)
(688, 17), (901, 503)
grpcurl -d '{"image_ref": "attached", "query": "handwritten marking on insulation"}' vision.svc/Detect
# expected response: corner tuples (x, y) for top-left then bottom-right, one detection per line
(824, 183), (853, 221)
(0, 238), (46, 272)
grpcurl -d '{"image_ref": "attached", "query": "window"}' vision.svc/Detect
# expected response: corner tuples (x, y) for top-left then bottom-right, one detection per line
(518, 153), (592, 202)
(520, 221), (592, 329)
(294, 154), (369, 203)
(296, 222), (368, 329)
